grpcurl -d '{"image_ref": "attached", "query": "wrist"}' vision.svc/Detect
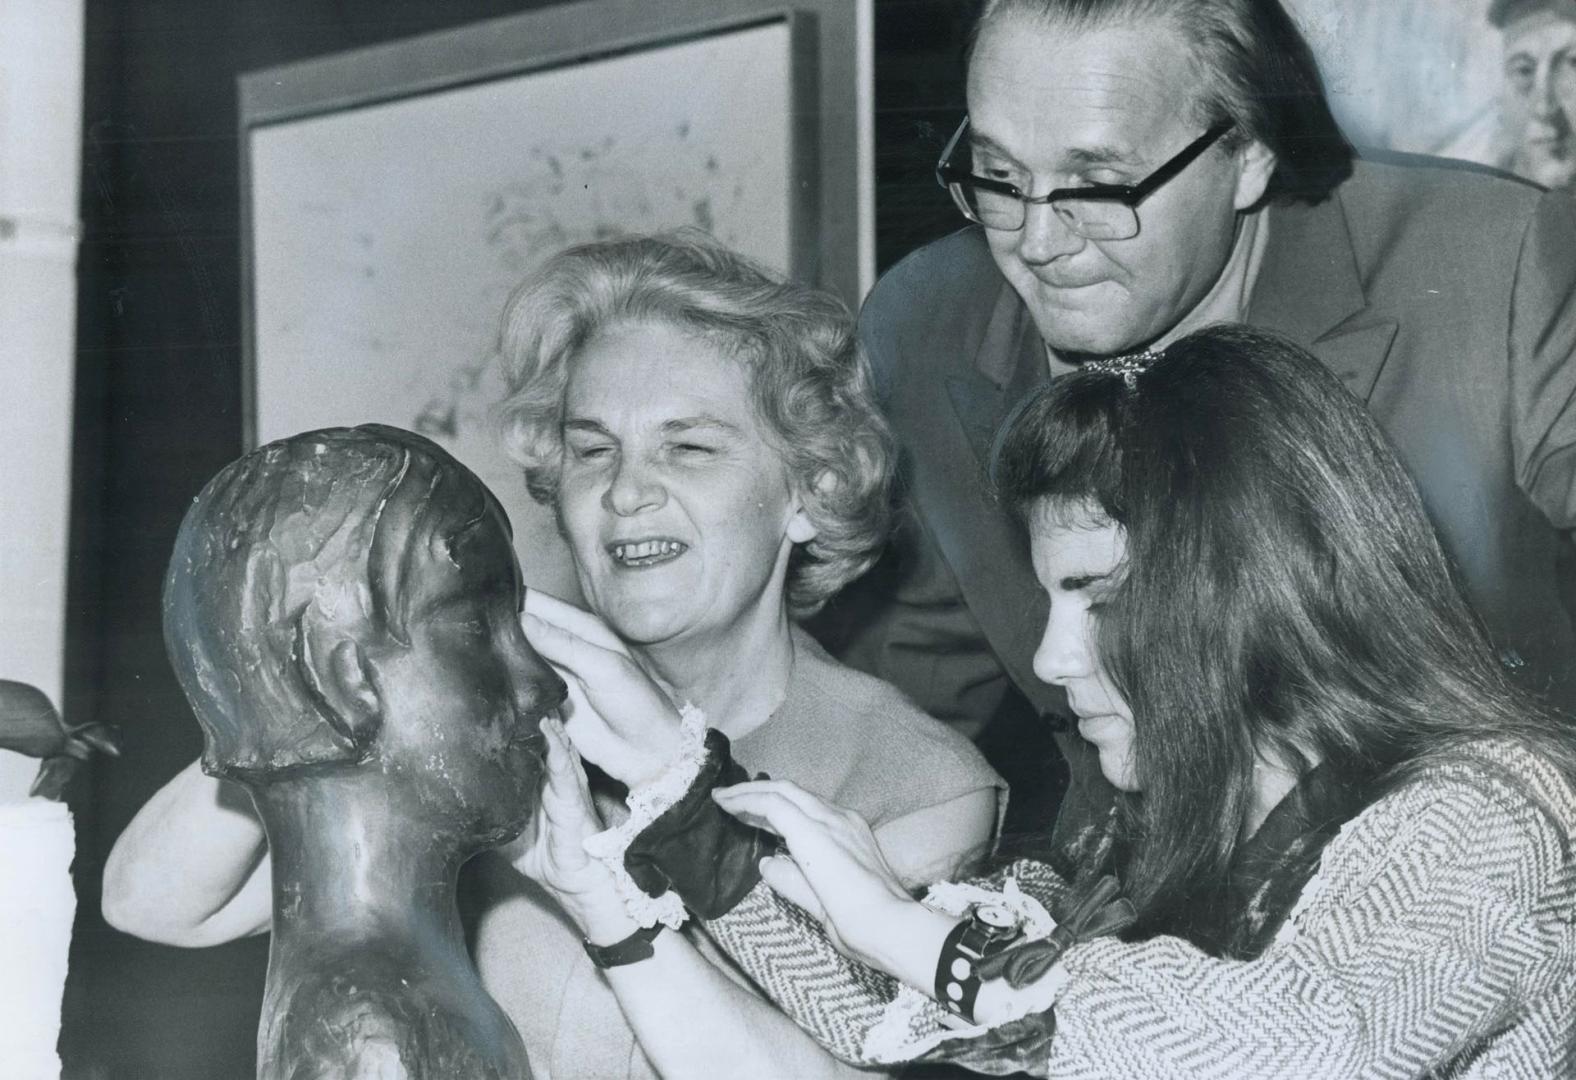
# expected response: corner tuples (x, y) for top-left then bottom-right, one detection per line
(867, 902), (960, 994)
(580, 905), (644, 947)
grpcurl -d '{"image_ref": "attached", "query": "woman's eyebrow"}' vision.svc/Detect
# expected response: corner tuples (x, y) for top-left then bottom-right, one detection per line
(562, 418), (613, 436)
(662, 416), (742, 436)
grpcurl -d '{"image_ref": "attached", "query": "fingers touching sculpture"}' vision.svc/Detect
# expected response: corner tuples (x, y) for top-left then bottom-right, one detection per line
(164, 424), (565, 1079)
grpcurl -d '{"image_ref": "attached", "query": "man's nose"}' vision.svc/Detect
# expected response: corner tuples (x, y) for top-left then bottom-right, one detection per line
(1533, 66), (1565, 122)
(1016, 200), (1087, 265)
(602, 455), (666, 515)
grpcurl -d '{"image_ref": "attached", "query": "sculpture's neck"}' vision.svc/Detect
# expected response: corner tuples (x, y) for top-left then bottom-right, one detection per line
(251, 775), (469, 949)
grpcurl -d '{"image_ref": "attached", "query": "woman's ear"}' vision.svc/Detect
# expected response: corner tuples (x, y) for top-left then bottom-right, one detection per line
(787, 509), (818, 545)
(788, 470), (838, 544)
(294, 608), (382, 751)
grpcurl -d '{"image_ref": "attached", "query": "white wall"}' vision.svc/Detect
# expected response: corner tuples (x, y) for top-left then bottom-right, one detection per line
(0, 0), (85, 802)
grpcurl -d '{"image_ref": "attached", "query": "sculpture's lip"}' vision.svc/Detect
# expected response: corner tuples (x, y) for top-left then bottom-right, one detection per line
(508, 725), (548, 757)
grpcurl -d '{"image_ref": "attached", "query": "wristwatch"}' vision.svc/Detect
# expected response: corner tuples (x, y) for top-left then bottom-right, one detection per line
(934, 900), (1024, 1023)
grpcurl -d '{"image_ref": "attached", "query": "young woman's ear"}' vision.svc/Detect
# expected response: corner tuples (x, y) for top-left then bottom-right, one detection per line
(293, 608), (382, 751)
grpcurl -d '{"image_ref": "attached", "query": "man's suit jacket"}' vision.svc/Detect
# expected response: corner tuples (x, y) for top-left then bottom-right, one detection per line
(819, 157), (1576, 833)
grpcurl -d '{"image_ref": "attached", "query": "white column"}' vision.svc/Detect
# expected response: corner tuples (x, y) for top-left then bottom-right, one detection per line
(0, 11), (84, 1072)
(0, 0), (85, 803)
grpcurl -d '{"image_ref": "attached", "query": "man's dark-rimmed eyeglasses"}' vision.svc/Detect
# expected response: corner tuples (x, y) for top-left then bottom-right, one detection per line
(935, 118), (1236, 240)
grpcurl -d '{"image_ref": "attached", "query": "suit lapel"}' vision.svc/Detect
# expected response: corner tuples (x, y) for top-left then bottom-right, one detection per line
(918, 283), (1060, 712)
(1250, 194), (1398, 401)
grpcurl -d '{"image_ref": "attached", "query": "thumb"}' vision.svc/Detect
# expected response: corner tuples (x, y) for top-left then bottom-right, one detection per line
(758, 853), (824, 920)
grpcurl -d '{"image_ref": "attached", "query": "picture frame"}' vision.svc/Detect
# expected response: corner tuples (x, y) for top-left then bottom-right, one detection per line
(238, 0), (872, 598)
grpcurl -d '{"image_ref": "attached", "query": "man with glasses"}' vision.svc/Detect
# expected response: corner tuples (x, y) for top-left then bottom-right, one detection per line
(818, 0), (1576, 838)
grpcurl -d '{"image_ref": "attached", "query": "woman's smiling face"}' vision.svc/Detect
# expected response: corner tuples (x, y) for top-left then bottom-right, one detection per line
(555, 319), (816, 650)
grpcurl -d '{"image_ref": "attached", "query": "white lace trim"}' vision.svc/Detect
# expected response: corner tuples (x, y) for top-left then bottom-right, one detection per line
(922, 876), (1058, 939)
(581, 703), (709, 930)
(859, 876), (1060, 1061)
(862, 984), (988, 1063)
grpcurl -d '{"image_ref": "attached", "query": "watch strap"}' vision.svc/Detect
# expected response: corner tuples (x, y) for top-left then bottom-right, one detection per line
(583, 921), (665, 969)
(934, 905), (1022, 1023)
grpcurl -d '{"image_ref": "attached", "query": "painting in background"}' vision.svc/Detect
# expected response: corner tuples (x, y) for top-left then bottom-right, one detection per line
(243, 1), (870, 601)
(1287, 0), (1576, 191)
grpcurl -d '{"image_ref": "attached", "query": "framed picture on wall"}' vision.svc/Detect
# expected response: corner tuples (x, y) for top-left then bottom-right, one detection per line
(239, 0), (873, 599)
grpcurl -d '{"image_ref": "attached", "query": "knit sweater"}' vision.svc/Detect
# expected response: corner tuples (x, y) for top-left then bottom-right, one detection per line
(703, 741), (1576, 1078)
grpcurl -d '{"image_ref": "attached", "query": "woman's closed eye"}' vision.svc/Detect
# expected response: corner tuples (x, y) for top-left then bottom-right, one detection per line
(565, 439), (616, 463)
(667, 439), (721, 460)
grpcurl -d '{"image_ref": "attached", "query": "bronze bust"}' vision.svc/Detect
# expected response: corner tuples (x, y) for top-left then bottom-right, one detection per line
(163, 424), (564, 1079)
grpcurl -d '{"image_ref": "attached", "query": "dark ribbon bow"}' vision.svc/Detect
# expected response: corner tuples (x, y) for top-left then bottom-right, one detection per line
(976, 875), (1137, 988)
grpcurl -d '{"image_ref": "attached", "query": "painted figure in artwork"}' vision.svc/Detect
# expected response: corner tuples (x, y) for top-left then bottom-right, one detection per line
(1493, 0), (1576, 188)
(162, 424), (564, 1079)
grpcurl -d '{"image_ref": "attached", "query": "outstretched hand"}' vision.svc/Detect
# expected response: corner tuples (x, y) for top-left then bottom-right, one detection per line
(713, 780), (947, 985)
(0, 679), (121, 800)
(508, 715), (638, 944)
(521, 590), (684, 788)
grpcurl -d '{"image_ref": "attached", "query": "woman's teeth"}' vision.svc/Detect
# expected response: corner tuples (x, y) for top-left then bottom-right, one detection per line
(610, 540), (686, 566)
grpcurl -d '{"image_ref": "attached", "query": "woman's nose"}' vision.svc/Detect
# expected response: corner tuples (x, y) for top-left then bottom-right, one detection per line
(1016, 199), (1087, 266)
(602, 455), (666, 515)
(1032, 608), (1094, 685)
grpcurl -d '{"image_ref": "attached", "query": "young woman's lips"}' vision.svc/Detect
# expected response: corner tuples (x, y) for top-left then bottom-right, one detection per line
(605, 538), (688, 569)
(1076, 714), (1123, 741)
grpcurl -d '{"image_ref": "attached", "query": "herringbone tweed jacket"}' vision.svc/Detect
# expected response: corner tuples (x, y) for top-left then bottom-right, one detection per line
(704, 742), (1576, 1078)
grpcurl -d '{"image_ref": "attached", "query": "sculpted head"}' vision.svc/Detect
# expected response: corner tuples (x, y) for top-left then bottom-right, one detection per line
(164, 424), (566, 844)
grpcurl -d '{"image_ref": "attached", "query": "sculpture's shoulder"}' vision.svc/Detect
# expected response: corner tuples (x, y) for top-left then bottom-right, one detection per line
(260, 952), (527, 1080)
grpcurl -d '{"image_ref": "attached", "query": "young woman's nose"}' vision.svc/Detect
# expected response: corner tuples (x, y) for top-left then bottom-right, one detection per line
(602, 454), (667, 516)
(1032, 606), (1095, 685)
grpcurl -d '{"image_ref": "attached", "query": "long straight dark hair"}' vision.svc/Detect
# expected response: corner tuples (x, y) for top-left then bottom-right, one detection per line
(993, 325), (1576, 926)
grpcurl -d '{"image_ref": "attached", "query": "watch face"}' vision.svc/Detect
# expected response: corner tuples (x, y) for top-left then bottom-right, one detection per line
(975, 902), (1018, 932)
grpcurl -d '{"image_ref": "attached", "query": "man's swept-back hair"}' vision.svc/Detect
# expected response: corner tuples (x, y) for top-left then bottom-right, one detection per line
(992, 325), (1575, 937)
(164, 424), (506, 783)
(497, 232), (894, 618)
(966, 0), (1354, 204)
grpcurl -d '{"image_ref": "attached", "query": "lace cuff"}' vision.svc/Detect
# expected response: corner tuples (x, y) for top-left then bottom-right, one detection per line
(581, 703), (707, 930)
(858, 875), (1062, 1062)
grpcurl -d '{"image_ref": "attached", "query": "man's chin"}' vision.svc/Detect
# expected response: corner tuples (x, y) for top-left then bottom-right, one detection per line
(1035, 321), (1154, 359)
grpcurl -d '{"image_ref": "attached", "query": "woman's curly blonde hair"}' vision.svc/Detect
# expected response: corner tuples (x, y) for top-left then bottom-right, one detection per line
(497, 233), (894, 618)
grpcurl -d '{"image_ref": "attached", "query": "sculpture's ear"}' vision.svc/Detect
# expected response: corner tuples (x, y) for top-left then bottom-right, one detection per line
(293, 608), (382, 752)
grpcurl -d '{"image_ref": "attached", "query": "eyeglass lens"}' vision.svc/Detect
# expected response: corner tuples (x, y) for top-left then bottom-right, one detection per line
(947, 182), (1138, 240)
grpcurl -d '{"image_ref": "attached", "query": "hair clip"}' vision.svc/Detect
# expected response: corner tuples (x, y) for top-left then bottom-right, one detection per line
(1081, 349), (1162, 390)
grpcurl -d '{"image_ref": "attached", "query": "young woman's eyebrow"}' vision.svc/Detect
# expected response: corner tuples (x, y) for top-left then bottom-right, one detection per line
(1059, 571), (1113, 591)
